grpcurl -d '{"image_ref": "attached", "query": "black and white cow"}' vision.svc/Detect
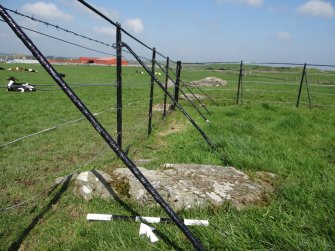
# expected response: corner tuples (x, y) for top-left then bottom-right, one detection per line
(7, 77), (36, 92)
(7, 67), (38, 73)
(24, 68), (38, 73)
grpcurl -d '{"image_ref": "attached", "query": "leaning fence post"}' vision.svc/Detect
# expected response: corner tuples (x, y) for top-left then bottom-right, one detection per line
(305, 65), (312, 109)
(147, 47), (156, 136)
(296, 63), (307, 108)
(116, 23), (122, 149)
(172, 61), (181, 110)
(163, 56), (169, 117)
(236, 60), (243, 105)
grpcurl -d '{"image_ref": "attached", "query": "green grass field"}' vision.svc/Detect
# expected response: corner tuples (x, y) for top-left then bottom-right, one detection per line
(1, 62), (335, 250)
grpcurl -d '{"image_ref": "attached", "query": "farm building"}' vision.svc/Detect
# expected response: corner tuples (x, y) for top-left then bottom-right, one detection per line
(49, 57), (128, 65)
(79, 57), (98, 64)
(48, 58), (81, 64)
(94, 57), (128, 65)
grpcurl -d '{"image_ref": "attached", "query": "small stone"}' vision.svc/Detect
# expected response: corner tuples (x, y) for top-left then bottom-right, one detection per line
(72, 170), (114, 201)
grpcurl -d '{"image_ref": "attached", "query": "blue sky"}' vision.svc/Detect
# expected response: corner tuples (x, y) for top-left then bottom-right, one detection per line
(0, 0), (334, 64)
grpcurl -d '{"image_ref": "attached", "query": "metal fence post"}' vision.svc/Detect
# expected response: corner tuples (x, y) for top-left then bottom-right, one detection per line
(305, 65), (312, 109)
(116, 23), (122, 149)
(172, 61), (181, 110)
(236, 60), (243, 105)
(148, 47), (156, 136)
(163, 56), (169, 117)
(0, 6), (206, 250)
(296, 63), (307, 108)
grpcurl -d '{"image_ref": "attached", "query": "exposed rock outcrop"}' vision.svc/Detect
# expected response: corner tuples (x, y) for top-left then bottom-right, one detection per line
(189, 77), (227, 87)
(65, 164), (276, 211)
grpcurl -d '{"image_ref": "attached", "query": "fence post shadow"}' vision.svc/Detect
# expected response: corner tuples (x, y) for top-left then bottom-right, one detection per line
(91, 169), (183, 251)
(9, 174), (74, 251)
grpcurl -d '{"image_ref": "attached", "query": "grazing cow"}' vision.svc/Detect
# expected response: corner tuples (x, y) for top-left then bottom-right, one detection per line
(136, 70), (144, 74)
(24, 68), (38, 73)
(7, 66), (38, 72)
(7, 66), (24, 71)
(6, 77), (36, 92)
(0, 67), (5, 70)
(58, 73), (66, 78)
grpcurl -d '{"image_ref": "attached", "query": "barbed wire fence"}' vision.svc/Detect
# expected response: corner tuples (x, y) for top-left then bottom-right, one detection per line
(181, 61), (335, 108)
(1, 2), (335, 250)
(0, 2), (211, 250)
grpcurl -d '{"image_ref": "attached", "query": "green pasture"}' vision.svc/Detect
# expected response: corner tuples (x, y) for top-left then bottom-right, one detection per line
(0, 62), (335, 250)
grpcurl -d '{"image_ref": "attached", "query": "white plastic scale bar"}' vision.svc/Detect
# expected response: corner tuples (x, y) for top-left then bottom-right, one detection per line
(87, 213), (209, 226)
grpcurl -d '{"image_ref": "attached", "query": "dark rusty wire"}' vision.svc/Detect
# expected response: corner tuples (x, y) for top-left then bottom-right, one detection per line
(5, 7), (114, 48)
(0, 19), (114, 56)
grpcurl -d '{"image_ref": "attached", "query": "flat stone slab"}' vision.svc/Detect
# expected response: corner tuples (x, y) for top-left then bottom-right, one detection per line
(113, 164), (275, 211)
(189, 77), (227, 87)
(67, 164), (276, 211)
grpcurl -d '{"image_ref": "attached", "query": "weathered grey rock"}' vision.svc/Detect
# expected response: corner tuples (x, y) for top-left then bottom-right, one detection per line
(167, 79), (175, 87)
(189, 77), (227, 87)
(68, 164), (275, 211)
(112, 163), (275, 211)
(72, 170), (116, 201)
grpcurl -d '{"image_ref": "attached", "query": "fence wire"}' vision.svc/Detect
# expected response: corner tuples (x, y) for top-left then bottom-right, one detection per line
(179, 61), (334, 108)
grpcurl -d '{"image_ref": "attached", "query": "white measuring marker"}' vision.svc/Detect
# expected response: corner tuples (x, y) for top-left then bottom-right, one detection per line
(87, 213), (209, 226)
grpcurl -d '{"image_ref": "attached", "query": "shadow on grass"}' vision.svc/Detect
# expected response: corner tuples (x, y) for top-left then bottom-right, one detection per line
(9, 174), (74, 251)
(91, 169), (183, 251)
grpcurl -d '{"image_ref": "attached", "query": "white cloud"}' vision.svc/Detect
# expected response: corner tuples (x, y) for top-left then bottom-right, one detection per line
(276, 31), (291, 41)
(124, 18), (144, 34)
(297, 0), (335, 18)
(71, 1), (119, 21)
(22, 2), (73, 21)
(97, 7), (119, 21)
(93, 26), (116, 37)
(216, 0), (263, 7)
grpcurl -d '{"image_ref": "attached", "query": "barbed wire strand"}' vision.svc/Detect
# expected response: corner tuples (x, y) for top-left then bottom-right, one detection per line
(1, 92), (167, 212)
(0, 146), (113, 213)
(0, 107), (116, 148)
(0, 19), (114, 57)
(4, 8), (114, 48)
(308, 83), (335, 87)
(38, 84), (116, 91)
(75, 0), (174, 63)
(0, 91), (166, 149)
